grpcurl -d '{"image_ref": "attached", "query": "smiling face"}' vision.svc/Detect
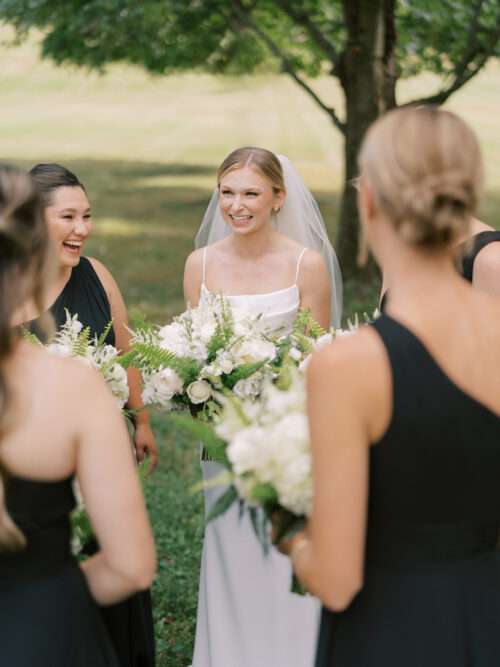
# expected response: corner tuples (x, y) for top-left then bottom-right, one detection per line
(44, 186), (92, 268)
(218, 166), (285, 236)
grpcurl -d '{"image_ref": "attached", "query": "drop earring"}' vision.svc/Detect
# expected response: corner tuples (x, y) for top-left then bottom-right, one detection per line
(272, 208), (280, 227)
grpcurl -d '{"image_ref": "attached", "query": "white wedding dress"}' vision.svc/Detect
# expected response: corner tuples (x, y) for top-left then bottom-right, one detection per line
(191, 248), (320, 667)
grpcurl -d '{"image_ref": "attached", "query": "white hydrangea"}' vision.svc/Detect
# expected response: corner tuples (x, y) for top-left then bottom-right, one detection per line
(218, 367), (313, 516)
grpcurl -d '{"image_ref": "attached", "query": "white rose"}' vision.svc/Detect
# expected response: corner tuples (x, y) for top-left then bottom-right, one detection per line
(186, 379), (213, 404)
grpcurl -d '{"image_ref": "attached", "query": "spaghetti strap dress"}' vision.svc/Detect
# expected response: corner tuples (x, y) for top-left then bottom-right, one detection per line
(0, 475), (119, 666)
(315, 314), (500, 667)
(51, 257), (155, 667)
(192, 247), (320, 667)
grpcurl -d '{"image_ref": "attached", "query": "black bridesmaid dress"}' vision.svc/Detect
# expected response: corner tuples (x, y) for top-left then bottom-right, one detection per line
(50, 257), (156, 667)
(315, 314), (500, 667)
(460, 230), (500, 283)
(380, 229), (500, 312)
(0, 476), (119, 666)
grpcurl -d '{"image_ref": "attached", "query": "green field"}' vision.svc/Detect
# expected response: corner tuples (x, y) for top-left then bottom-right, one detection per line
(2, 31), (499, 666)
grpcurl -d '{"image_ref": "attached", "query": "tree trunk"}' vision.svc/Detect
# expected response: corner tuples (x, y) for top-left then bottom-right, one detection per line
(336, 0), (397, 279)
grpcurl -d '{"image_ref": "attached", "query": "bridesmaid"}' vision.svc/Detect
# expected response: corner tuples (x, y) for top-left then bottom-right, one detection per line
(0, 164), (155, 666)
(459, 217), (500, 294)
(25, 163), (158, 667)
(277, 107), (500, 666)
(184, 147), (340, 667)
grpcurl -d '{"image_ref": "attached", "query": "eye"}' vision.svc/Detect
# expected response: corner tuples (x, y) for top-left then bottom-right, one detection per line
(62, 214), (73, 220)
(84, 214), (92, 220)
(221, 189), (233, 196)
(246, 191), (259, 197)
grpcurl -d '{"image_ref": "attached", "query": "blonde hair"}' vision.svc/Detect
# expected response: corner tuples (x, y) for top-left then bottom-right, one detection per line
(0, 165), (54, 551)
(217, 147), (285, 193)
(359, 106), (483, 247)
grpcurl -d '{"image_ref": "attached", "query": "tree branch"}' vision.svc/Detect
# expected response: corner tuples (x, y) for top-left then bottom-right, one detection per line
(273, 0), (340, 70)
(230, 1), (345, 133)
(403, 17), (500, 107)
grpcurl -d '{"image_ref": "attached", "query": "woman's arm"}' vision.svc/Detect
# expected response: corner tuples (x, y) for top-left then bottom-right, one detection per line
(76, 367), (156, 605)
(183, 249), (204, 307)
(281, 330), (390, 611)
(89, 258), (158, 470)
(473, 242), (500, 298)
(297, 250), (332, 329)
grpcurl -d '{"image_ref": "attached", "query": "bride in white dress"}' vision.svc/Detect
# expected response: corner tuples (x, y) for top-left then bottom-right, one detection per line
(183, 147), (342, 667)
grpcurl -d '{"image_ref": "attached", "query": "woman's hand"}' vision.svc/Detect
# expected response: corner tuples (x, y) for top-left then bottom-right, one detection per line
(270, 511), (308, 557)
(134, 422), (159, 472)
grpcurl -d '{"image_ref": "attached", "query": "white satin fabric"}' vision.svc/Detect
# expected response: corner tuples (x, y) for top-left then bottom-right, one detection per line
(192, 282), (320, 667)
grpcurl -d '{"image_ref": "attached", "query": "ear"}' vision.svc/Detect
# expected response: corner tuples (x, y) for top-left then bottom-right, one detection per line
(274, 189), (286, 212)
(358, 178), (376, 222)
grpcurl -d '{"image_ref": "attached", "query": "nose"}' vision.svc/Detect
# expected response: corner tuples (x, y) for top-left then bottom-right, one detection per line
(229, 195), (243, 212)
(73, 216), (90, 237)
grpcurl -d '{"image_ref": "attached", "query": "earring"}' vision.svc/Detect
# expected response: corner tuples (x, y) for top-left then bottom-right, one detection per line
(272, 208), (280, 226)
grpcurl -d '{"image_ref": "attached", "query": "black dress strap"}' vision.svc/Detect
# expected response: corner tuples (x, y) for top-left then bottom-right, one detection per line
(51, 257), (115, 345)
(460, 231), (500, 282)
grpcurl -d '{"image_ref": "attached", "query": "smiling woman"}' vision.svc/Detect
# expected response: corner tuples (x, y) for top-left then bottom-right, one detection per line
(23, 163), (159, 667)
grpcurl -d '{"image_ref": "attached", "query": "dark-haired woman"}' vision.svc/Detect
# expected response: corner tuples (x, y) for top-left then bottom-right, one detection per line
(278, 107), (500, 667)
(0, 164), (156, 667)
(23, 163), (157, 667)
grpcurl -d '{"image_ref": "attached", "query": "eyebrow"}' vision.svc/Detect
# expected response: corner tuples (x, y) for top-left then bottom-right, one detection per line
(59, 207), (92, 213)
(220, 186), (263, 192)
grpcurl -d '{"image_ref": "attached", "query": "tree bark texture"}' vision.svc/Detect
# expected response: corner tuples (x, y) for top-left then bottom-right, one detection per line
(336, 0), (397, 278)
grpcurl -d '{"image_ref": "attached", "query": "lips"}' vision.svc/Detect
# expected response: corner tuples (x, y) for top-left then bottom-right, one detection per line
(62, 240), (83, 253)
(230, 214), (253, 227)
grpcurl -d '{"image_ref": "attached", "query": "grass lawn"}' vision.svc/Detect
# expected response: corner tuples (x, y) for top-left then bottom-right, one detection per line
(2, 31), (499, 666)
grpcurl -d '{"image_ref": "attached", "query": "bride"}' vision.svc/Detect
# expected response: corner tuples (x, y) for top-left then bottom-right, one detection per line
(183, 147), (342, 667)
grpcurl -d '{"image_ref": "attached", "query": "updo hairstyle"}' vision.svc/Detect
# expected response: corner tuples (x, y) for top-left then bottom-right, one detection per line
(359, 106), (483, 247)
(0, 164), (54, 550)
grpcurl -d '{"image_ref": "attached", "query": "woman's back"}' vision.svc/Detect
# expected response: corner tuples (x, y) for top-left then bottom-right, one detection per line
(0, 345), (122, 667)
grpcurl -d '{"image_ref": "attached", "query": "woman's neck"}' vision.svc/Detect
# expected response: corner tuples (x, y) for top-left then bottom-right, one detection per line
(229, 223), (278, 259)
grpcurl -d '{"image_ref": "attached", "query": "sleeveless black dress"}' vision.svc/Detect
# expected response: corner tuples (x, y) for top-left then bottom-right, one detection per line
(380, 230), (500, 311)
(315, 314), (500, 666)
(50, 258), (156, 667)
(460, 230), (500, 282)
(0, 476), (119, 666)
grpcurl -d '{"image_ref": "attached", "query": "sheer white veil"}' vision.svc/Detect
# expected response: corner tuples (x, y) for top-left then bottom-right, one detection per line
(195, 154), (343, 327)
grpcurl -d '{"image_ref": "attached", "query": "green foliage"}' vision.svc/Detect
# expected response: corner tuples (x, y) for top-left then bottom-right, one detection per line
(96, 319), (114, 347)
(20, 327), (43, 346)
(250, 481), (278, 507)
(167, 412), (229, 466)
(206, 485), (238, 523)
(205, 300), (235, 361)
(0, 0), (497, 87)
(120, 342), (200, 384)
(223, 360), (266, 389)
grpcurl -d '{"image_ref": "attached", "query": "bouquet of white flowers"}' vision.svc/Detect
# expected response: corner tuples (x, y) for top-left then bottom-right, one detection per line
(123, 293), (278, 420)
(171, 307), (380, 590)
(27, 310), (130, 409)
